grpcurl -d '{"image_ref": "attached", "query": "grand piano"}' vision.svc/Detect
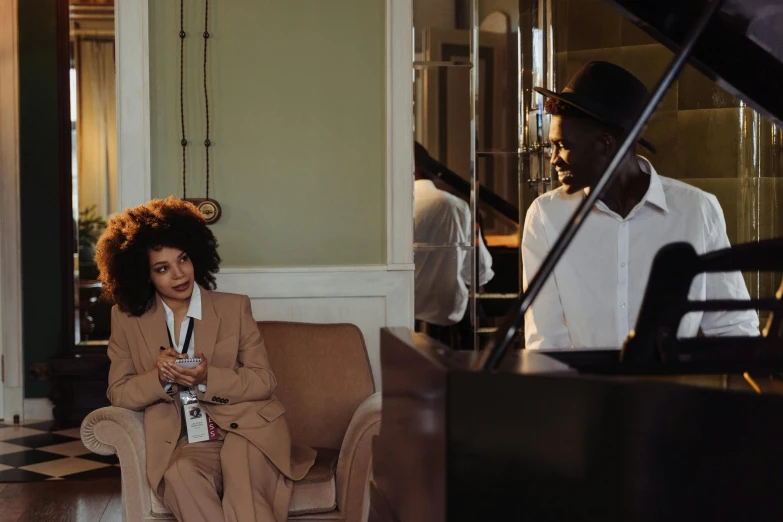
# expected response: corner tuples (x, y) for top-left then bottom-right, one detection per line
(372, 1), (783, 520)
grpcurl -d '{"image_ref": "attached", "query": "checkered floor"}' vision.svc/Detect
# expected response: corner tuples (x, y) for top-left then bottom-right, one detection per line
(0, 420), (121, 482)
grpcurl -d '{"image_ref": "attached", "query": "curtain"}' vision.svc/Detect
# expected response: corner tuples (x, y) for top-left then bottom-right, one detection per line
(76, 38), (117, 219)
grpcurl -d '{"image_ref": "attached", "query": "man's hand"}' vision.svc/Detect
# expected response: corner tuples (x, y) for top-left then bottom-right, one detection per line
(157, 346), (185, 386)
(165, 351), (208, 388)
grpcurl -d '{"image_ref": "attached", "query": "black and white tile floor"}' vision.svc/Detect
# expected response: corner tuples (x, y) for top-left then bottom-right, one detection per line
(0, 420), (121, 482)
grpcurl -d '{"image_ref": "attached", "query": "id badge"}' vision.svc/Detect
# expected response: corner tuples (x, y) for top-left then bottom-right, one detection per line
(178, 389), (220, 443)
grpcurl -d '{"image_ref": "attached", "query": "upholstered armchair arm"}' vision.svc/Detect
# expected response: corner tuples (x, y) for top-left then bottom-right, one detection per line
(335, 392), (382, 522)
(82, 406), (156, 521)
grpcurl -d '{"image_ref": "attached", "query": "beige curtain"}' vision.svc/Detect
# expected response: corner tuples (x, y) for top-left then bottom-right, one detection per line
(77, 38), (117, 218)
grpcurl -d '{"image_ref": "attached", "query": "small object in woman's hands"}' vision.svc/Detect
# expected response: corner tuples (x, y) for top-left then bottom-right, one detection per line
(175, 357), (202, 369)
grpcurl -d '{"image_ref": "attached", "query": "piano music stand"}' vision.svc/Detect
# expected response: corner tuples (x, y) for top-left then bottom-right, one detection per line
(623, 238), (783, 364)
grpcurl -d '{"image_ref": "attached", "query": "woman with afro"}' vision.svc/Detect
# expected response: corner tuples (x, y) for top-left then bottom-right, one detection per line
(96, 197), (315, 522)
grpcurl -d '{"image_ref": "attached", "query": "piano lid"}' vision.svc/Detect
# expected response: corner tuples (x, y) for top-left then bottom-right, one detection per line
(608, 0), (783, 127)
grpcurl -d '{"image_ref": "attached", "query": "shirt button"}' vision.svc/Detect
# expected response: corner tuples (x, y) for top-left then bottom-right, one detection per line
(621, 302), (627, 308)
(620, 262), (626, 267)
(622, 223), (627, 227)
(230, 423), (238, 429)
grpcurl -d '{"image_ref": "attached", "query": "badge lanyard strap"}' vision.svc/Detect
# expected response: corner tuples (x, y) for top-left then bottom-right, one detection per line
(167, 317), (195, 355)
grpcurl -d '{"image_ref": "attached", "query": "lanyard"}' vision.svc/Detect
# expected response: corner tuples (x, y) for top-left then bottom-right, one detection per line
(167, 317), (195, 354)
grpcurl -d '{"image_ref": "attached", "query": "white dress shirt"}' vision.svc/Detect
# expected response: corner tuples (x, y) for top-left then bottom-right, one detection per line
(522, 157), (759, 349)
(161, 283), (206, 392)
(414, 179), (495, 326)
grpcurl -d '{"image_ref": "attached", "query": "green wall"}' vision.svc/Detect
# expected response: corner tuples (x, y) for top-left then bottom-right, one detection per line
(18, 0), (63, 398)
(149, 0), (387, 267)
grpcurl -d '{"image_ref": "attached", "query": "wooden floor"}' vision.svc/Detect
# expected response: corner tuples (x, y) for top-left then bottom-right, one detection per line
(0, 479), (122, 522)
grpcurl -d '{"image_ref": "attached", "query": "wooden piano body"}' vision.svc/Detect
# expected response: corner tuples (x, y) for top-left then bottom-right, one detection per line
(373, 330), (783, 522)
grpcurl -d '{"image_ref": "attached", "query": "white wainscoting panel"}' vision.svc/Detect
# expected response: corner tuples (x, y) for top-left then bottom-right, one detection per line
(216, 266), (414, 389)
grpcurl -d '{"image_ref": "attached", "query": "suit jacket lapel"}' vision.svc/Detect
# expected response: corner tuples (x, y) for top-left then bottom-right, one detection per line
(195, 286), (219, 363)
(136, 297), (170, 369)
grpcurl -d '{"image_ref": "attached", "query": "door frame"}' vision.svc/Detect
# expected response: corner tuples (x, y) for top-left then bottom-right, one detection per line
(0, 0), (24, 421)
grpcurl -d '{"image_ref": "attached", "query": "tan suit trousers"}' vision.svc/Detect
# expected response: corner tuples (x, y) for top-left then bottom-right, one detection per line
(162, 432), (293, 522)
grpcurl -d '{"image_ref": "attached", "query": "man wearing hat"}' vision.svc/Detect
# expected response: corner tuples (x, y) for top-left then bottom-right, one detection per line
(522, 61), (758, 350)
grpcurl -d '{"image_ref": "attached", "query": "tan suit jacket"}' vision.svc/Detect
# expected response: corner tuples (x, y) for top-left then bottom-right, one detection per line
(107, 287), (316, 492)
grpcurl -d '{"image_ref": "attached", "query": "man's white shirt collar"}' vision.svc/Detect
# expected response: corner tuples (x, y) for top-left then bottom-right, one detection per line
(587, 157), (669, 218)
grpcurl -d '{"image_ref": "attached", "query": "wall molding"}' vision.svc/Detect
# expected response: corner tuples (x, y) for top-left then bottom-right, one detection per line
(386, 0), (414, 267)
(115, 0), (151, 211)
(0, 0), (24, 421)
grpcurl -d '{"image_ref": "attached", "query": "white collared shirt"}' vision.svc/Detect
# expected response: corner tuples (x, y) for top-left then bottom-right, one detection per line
(522, 156), (759, 349)
(414, 179), (495, 326)
(160, 283), (206, 392)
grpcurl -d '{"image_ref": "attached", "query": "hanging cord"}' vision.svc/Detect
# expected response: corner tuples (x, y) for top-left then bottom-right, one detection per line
(179, 0), (187, 198)
(203, 0), (211, 200)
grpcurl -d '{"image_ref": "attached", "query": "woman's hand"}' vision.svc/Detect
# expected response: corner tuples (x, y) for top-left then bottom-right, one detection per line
(158, 346), (186, 386)
(164, 351), (209, 388)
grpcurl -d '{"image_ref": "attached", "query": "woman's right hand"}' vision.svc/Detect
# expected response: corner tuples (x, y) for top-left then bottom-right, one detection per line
(158, 346), (185, 386)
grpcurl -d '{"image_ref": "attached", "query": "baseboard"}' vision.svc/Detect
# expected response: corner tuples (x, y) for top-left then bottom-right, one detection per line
(2, 385), (24, 423)
(23, 398), (54, 421)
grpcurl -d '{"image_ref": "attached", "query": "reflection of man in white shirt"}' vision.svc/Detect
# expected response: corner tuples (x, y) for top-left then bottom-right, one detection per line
(414, 143), (494, 330)
(524, 62), (758, 350)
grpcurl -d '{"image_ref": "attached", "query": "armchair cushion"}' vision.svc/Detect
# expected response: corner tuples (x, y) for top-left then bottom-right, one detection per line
(289, 448), (338, 516)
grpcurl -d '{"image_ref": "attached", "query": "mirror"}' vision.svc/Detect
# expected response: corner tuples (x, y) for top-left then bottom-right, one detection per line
(412, 1), (523, 350)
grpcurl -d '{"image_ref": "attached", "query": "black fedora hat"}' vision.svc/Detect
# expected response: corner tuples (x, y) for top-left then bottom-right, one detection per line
(534, 61), (656, 153)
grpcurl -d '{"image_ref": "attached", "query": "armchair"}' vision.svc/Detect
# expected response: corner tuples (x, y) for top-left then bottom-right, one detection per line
(81, 321), (380, 522)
